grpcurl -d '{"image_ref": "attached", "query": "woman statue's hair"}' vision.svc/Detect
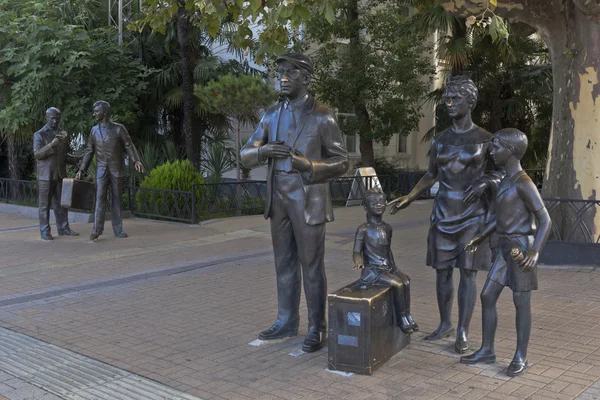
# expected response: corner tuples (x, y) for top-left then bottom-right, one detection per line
(445, 75), (478, 109)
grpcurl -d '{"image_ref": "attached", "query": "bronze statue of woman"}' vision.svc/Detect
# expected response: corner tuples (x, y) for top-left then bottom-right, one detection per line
(388, 75), (502, 353)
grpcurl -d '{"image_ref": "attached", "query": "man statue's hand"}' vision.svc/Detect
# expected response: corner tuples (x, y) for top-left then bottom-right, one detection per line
(519, 251), (539, 272)
(134, 161), (145, 174)
(260, 142), (291, 159)
(354, 263), (364, 270)
(50, 138), (61, 148)
(388, 195), (411, 215)
(464, 181), (487, 205)
(291, 150), (312, 173)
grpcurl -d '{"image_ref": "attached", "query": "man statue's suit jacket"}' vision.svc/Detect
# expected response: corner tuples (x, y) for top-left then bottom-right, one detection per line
(80, 122), (140, 178)
(33, 126), (79, 180)
(240, 95), (349, 225)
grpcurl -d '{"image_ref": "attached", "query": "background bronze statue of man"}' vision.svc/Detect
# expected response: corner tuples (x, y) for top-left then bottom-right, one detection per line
(33, 107), (80, 241)
(240, 53), (349, 352)
(388, 75), (502, 354)
(76, 100), (144, 241)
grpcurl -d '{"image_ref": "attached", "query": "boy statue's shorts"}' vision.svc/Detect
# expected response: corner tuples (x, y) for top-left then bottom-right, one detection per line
(487, 234), (538, 292)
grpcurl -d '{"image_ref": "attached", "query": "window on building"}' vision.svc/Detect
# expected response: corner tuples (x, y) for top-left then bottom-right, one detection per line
(397, 134), (408, 154)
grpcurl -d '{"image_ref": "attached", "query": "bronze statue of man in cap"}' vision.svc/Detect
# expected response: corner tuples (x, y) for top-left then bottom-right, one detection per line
(241, 53), (349, 352)
(33, 107), (80, 240)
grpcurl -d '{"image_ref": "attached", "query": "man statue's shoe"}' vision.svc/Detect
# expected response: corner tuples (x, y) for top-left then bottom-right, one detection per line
(89, 232), (101, 241)
(258, 323), (298, 341)
(114, 231), (128, 238)
(58, 228), (79, 236)
(302, 328), (326, 353)
(41, 232), (54, 241)
(507, 359), (528, 377)
(460, 350), (496, 365)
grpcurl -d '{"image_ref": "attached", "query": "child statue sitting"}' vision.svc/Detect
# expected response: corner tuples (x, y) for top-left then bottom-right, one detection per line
(353, 188), (418, 334)
(460, 128), (551, 376)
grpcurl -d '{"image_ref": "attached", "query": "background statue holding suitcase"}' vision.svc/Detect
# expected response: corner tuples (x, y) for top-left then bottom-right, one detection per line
(33, 107), (81, 241)
(76, 100), (145, 241)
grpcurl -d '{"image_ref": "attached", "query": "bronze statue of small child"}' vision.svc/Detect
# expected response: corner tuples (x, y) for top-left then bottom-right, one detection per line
(460, 128), (551, 376)
(353, 189), (418, 334)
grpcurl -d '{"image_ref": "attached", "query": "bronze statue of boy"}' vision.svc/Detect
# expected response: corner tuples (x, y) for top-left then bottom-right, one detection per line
(354, 189), (418, 334)
(460, 128), (551, 376)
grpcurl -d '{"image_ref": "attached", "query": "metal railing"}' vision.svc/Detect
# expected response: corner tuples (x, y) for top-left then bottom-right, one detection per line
(0, 179), (38, 206)
(0, 169), (556, 226)
(544, 198), (600, 244)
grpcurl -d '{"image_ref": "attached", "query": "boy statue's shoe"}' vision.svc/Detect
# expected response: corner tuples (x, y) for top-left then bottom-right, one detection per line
(460, 350), (496, 365)
(507, 359), (528, 376)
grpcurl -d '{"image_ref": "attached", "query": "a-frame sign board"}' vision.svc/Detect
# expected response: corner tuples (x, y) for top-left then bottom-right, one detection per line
(346, 167), (382, 207)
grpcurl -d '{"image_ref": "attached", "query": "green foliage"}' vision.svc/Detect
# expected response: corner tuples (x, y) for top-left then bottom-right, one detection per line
(134, 0), (336, 62)
(201, 140), (235, 183)
(0, 0), (151, 148)
(130, 141), (185, 185)
(303, 0), (434, 163)
(139, 159), (204, 191)
(136, 159), (204, 215)
(195, 73), (276, 179)
(194, 73), (277, 123)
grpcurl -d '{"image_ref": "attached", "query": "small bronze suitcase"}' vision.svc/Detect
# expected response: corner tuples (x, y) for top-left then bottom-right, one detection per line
(61, 178), (95, 210)
(328, 280), (410, 375)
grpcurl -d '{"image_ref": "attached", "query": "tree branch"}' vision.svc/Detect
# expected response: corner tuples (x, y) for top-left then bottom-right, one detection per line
(437, 0), (557, 32)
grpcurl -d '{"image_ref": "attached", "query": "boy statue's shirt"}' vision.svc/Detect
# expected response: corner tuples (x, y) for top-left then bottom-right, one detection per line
(354, 221), (394, 271)
(496, 170), (545, 236)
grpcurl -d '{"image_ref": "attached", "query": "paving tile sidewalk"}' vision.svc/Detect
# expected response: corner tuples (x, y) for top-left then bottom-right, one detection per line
(0, 202), (599, 399)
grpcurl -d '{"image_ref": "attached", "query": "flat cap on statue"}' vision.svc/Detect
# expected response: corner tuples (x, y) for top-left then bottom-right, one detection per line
(276, 53), (314, 76)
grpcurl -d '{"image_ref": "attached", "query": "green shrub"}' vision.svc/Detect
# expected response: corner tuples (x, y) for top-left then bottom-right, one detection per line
(135, 160), (204, 219)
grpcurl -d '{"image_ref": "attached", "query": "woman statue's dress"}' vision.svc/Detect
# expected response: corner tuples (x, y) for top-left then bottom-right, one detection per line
(426, 126), (501, 271)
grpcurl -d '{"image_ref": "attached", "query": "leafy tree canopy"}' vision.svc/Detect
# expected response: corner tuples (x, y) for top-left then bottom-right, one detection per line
(134, 0), (336, 61)
(0, 0), (151, 145)
(303, 0), (434, 158)
(194, 73), (277, 122)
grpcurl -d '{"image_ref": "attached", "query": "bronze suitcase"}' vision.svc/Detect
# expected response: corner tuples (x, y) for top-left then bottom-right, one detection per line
(61, 178), (95, 210)
(328, 280), (410, 375)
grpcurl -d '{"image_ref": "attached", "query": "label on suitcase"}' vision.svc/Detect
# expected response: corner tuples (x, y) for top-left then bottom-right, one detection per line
(61, 178), (95, 210)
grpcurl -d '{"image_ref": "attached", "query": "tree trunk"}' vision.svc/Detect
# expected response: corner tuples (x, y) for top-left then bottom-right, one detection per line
(7, 137), (19, 181)
(540, 5), (600, 241)
(359, 136), (375, 168)
(176, 3), (196, 166)
(346, 0), (376, 168)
